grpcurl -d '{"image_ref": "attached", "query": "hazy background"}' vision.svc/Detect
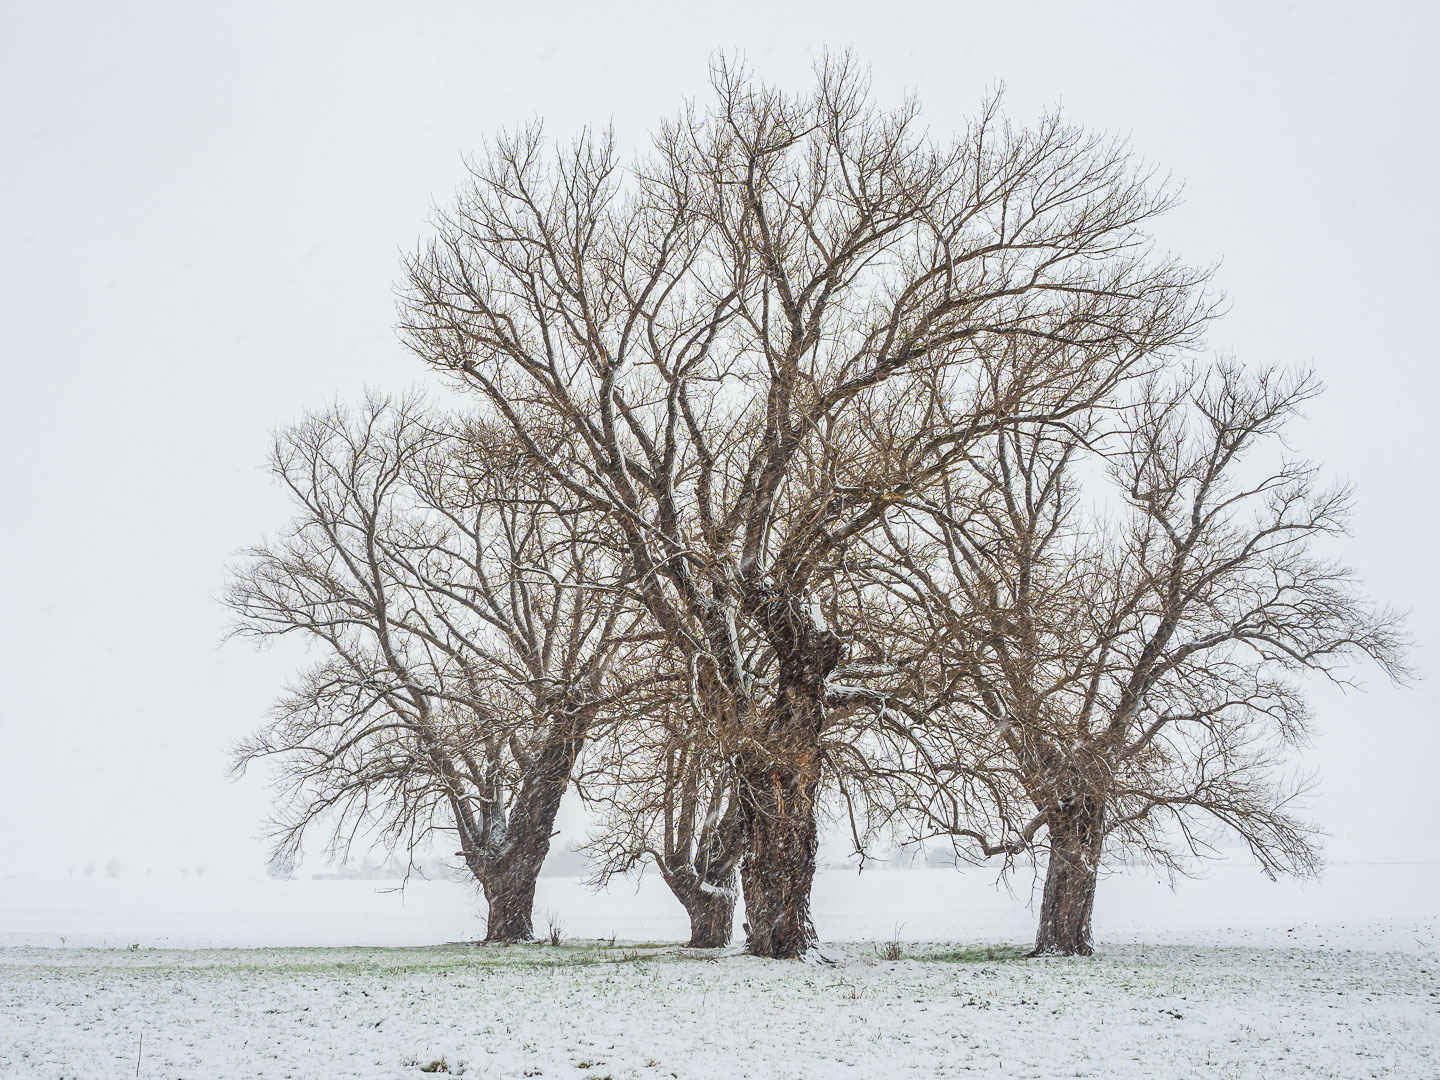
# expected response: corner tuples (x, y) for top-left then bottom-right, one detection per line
(1, 1), (1435, 886)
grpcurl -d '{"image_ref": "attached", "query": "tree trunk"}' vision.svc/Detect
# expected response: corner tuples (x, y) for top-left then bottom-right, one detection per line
(737, 588), (844, 959)
(1031, 797), (1104, 957)
(657, 868), (738, 948)
(738, 755), (821, 958)
(469, 727), (584, 944)
(659, 790), (744, 948)
(683, 881), (738, 948)
(484, 870), (540, 943)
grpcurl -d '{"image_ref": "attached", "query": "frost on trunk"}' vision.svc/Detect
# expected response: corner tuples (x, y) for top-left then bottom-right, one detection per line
(738, 592), (843, 960)
(483, 869), (541, 943)
(665, 869), (739, 949)
(684, 801), (744, 948)
(1031, 796), (1104, 957)
(737, 755), (821, 959)
(458, 729), (584, 944)
(650, 787), (744, 948)
(688, 879), (739, 948)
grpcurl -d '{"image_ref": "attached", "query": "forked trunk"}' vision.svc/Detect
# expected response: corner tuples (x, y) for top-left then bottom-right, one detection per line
(1031, 797), (1104, 957)
(465, 728), (584, 944)
(660, 790), (744, 948)
(659, 867), (739, 948)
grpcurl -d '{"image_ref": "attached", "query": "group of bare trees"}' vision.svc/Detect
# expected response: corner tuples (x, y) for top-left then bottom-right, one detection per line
(228, 57), (1405, 959)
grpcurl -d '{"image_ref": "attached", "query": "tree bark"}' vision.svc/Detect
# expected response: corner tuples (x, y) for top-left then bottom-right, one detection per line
(657, 866), (739, 948)
(667, 868), (737, 948)
(658, 790), (744, 948)
(686, 885), (737, 948)
(467, 726), (584, 944)
(484, 870), (541, 943)
(1031, 797), (1104, 957)
(737, 753), (821, 958)
(737, 596), (843, 958)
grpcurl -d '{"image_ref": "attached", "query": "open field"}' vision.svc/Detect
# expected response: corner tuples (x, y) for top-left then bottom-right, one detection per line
(2, 863), (1437, 1077)
(3, 939), (1437, 1078)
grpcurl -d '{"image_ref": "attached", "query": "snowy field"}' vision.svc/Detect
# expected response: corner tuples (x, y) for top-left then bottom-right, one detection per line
(2, 863), (1437, 1078)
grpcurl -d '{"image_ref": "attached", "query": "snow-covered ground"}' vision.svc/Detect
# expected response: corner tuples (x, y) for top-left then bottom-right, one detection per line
(2, 862), (1437, 1077)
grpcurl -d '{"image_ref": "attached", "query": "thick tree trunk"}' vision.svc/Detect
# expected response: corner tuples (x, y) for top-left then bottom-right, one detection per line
(682, 881), (738, 948)
(658, 869), (738, 948)
(484, 871), (540, 943)
(1031, 797), (1104, 957)
(738, 605), (842, 957)
(468, 727), (584, 944)
(738, 753), (821, 958)
(659, 790), (744, 948)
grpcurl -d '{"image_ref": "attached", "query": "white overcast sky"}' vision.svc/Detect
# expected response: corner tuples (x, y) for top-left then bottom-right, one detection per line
(1, 1), (1435, 879)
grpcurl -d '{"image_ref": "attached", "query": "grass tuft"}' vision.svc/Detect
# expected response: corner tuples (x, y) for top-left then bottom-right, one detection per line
(921, 944), (1029, 964)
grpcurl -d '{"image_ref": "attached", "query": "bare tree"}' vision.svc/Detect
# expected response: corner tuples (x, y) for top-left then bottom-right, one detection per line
(227, 395), (642, 942)
(398, 55), (1209, 957)
(865, 363), (1408, 955)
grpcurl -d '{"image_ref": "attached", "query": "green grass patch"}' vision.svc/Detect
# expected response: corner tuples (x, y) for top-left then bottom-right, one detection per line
(917, 943), (1030, 964)
(85, 940), (689, 979)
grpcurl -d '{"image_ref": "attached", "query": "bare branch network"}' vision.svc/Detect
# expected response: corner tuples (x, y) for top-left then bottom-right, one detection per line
(228, 56), (1407, 960)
